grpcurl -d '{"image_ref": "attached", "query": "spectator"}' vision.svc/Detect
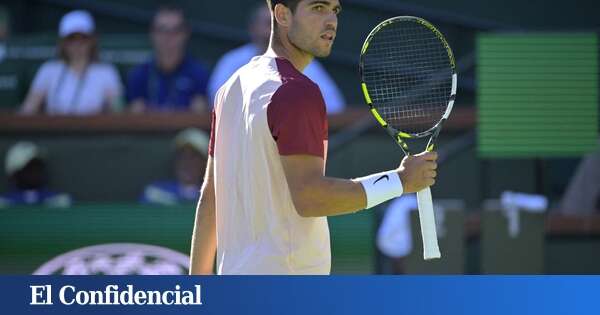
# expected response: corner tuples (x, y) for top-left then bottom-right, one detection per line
(140, 128), (208, 205)
(207, 3), (346, 114)
(558, 138), (600, 215)
(126, 5), (210, 113)
(0, 142), (71, 208)
(20, 10), (123, 115)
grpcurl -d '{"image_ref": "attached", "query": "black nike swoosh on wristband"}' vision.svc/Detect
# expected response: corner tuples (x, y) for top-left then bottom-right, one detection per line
(373, 174), (389, 185)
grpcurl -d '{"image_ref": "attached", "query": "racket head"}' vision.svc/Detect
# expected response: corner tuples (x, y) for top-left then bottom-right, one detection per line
(360, 16), (457, 139)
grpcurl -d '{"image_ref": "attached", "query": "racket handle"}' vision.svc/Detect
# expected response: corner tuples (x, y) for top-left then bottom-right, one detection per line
(416, 187), (441, 260)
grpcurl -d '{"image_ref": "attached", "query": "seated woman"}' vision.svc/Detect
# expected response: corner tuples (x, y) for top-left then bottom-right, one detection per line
(20, 10), (122, 115)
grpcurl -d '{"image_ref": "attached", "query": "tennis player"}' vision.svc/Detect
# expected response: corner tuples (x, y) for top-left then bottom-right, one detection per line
(190, 0), (438, 275)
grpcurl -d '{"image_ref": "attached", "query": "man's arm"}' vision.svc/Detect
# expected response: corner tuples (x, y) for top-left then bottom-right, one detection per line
(189, 156), (217, 274)
(280, 151), (437, 218)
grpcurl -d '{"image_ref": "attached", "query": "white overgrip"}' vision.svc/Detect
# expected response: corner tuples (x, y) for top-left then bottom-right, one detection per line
(416, 187), (441, 260)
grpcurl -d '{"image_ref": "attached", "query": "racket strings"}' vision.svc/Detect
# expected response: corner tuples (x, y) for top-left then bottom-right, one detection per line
(362, 21), (453, 135)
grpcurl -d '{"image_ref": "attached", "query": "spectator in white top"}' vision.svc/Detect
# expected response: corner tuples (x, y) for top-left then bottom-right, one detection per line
(207, 3), (346, 114)
(20, 10), (122, 115)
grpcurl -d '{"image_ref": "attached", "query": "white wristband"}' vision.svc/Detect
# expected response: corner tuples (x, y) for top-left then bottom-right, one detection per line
(355, 170), (404, 209)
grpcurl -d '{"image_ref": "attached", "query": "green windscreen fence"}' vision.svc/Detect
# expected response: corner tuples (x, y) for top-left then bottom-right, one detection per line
(0, 204), (375, 274)
(477, 33), (599, 157)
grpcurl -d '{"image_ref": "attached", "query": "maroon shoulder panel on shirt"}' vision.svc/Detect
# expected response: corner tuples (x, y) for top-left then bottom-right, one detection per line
(267, 58), (328, 158)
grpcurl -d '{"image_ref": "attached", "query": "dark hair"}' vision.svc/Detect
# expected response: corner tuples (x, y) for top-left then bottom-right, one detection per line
(265, 0), (301, 12)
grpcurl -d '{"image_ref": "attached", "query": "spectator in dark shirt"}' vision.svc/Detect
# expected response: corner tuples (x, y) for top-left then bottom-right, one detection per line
(0, 142), (71, 208)
(126, 5), (210, 113)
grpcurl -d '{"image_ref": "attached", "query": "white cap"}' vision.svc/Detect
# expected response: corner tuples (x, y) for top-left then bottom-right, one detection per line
(174, 128), (209, 157)
(59, 10), (95, 38)
(5, 142), (43, 176)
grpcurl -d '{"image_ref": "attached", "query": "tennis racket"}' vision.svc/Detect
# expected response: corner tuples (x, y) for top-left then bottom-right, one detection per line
(359, 16), (457, 260)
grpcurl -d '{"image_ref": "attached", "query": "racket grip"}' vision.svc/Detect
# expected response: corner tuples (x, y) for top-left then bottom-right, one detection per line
(416, 187), (441, 260)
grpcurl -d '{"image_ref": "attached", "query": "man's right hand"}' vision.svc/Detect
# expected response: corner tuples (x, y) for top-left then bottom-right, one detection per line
(398, 151), (438, 193)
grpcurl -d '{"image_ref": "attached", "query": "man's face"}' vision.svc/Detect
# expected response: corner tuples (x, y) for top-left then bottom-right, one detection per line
(151, 11), (188, 56)
(287, 0), (341, 58)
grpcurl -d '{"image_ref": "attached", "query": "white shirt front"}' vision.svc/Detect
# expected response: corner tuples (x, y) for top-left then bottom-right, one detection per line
(31, 60), (122, 115)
